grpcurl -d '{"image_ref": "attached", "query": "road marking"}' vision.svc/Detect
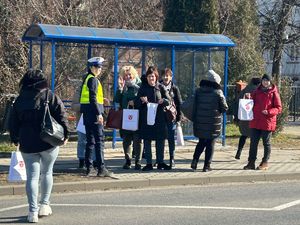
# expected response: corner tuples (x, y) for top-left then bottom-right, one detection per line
(0, 204), (27, 213)
(272, 199), (300, 211)
(51, 203), (273, 211)
(1, 200), (299, 213)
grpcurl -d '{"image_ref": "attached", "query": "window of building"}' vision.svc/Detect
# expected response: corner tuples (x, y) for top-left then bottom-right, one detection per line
(289, 45), (300, 61)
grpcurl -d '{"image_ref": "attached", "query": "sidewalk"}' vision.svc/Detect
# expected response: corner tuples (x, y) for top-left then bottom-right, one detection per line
(1, 140), (300, 196)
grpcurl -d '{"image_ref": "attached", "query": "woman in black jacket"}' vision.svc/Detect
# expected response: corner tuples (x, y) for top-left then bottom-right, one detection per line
(10, 69), (69, 223)
(134, 66), (171, 171)
(160, 68), (182, 168)
(191, 70), (228, 172)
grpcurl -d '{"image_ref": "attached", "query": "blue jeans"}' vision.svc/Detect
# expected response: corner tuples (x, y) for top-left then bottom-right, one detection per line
(21, 147), (59, 212)
(77, 131), (95, 161)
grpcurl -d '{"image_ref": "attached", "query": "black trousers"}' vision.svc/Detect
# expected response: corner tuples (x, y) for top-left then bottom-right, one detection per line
(238, 135), (248, 151)
(85, 123), (105, 170)
(248, 128), (272, 163)
(193, 138), (216, 165)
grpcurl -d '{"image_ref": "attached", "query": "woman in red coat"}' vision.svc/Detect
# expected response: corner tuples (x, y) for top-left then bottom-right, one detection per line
(243, 74), (282, 170)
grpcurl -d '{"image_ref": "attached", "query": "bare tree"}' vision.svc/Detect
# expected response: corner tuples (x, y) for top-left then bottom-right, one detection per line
(0, 0), (164, 125)
(258, 0), (300, 84)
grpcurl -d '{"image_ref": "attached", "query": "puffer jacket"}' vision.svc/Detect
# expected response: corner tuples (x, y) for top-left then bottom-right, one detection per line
(249, 84), (282, 131)
(193, 80), (228, 139)
(10, 88), (69, 153)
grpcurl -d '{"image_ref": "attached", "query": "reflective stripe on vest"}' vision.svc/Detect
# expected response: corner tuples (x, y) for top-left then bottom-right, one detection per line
(80, 74), (103, 104)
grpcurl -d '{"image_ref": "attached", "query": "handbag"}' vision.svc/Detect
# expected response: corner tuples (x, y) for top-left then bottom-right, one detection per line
(8, 149), (27, 182)
(122, 109), (139, 131)
(40, 90), (65, 146)
(106, 108), (123, 129)
(238, 99), (254, 121)
(164, 101), (177, 122)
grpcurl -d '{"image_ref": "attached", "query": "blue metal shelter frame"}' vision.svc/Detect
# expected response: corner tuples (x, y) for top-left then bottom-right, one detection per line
(22, 24), (235, 146)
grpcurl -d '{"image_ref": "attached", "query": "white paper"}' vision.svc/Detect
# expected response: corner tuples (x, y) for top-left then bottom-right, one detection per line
(147, 103), (158, 125)
(238, 99), (254, 121)
(122, 109), (139, 131)
(8, 151), (27, 182)
(176, 123), (185, 146)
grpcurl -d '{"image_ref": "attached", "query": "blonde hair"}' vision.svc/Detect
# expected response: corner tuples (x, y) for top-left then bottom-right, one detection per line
(119, 66), (138, 79)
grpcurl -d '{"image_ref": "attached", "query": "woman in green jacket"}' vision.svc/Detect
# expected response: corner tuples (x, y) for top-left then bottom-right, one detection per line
(114, 66), (142, 170)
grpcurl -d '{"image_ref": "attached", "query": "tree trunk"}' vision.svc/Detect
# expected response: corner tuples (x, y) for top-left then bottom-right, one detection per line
(271, 0), (296, 86)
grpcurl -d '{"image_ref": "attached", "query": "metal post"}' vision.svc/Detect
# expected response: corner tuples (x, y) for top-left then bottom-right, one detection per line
(51, 41), (56, 92)
(142, 47), (146, 75)
(40, 41), (43, 70)
(192, 51), (196, 94)
(112, 45), (119, 149)
(208, 48), (211, 70)
(171, 46), (175, 77)
(29, 41), (33, 69)
(222, 48), (229, 146)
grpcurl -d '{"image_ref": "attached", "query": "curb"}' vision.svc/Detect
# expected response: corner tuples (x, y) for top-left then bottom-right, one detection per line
(1, 172), (300, 196)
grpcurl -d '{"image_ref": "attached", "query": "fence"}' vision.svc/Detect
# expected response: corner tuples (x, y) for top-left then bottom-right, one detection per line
(290, 86), (300, 122)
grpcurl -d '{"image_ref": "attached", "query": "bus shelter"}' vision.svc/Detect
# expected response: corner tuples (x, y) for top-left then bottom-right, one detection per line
(22, 24), (235, 147)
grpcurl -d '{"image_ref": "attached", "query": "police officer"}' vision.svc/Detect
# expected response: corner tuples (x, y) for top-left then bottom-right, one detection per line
(80, 57), (112, 177)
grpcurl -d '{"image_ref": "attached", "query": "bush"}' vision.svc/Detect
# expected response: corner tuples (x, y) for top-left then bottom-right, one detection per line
(274, 77), (293, 135)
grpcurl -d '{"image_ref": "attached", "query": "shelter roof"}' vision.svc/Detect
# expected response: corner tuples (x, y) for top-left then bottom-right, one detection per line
(23, 24), (235, 48)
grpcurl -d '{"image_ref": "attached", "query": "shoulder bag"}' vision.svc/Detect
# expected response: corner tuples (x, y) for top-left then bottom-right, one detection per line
(40, 90), (65, 146)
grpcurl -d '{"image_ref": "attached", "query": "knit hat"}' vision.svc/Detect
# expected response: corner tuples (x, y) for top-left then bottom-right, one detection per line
(261, 73), (272, 81)
(207, 69), (221, 84)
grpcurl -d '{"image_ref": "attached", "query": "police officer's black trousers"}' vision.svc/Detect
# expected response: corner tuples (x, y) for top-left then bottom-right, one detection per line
(85, 123), (105, 170)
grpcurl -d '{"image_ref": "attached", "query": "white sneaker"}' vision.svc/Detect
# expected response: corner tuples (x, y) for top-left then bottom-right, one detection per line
(28, 212), (38, 223)
(38, 204), (52, 217)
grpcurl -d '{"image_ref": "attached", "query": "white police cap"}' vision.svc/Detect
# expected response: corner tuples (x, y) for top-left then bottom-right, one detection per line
(88, 57), (105, 67)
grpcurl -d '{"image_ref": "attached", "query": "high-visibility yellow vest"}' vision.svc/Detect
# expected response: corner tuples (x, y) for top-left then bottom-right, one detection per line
(80, 74), (103, 104)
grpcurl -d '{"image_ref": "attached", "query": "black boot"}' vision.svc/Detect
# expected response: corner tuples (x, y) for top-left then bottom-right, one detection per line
(191, 159), (198, 170)
(78, 159), (85, 168)
(203, 163), (212, 172)
(157, 163), (171, 170)
(142, 164), (153, 171)
(235, 150), (242, 160)
(243, 161), (256, 170)
(122, 159), (131, 169)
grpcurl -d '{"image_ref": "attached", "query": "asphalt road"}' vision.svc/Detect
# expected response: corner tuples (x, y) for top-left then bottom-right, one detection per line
(1, 181), (300, 225)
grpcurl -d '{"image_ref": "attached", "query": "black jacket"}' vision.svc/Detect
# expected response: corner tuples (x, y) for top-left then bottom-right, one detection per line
(10, 88), (69, 153)
(134, 82), (170, 140)
(192, 80), (228, 139)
